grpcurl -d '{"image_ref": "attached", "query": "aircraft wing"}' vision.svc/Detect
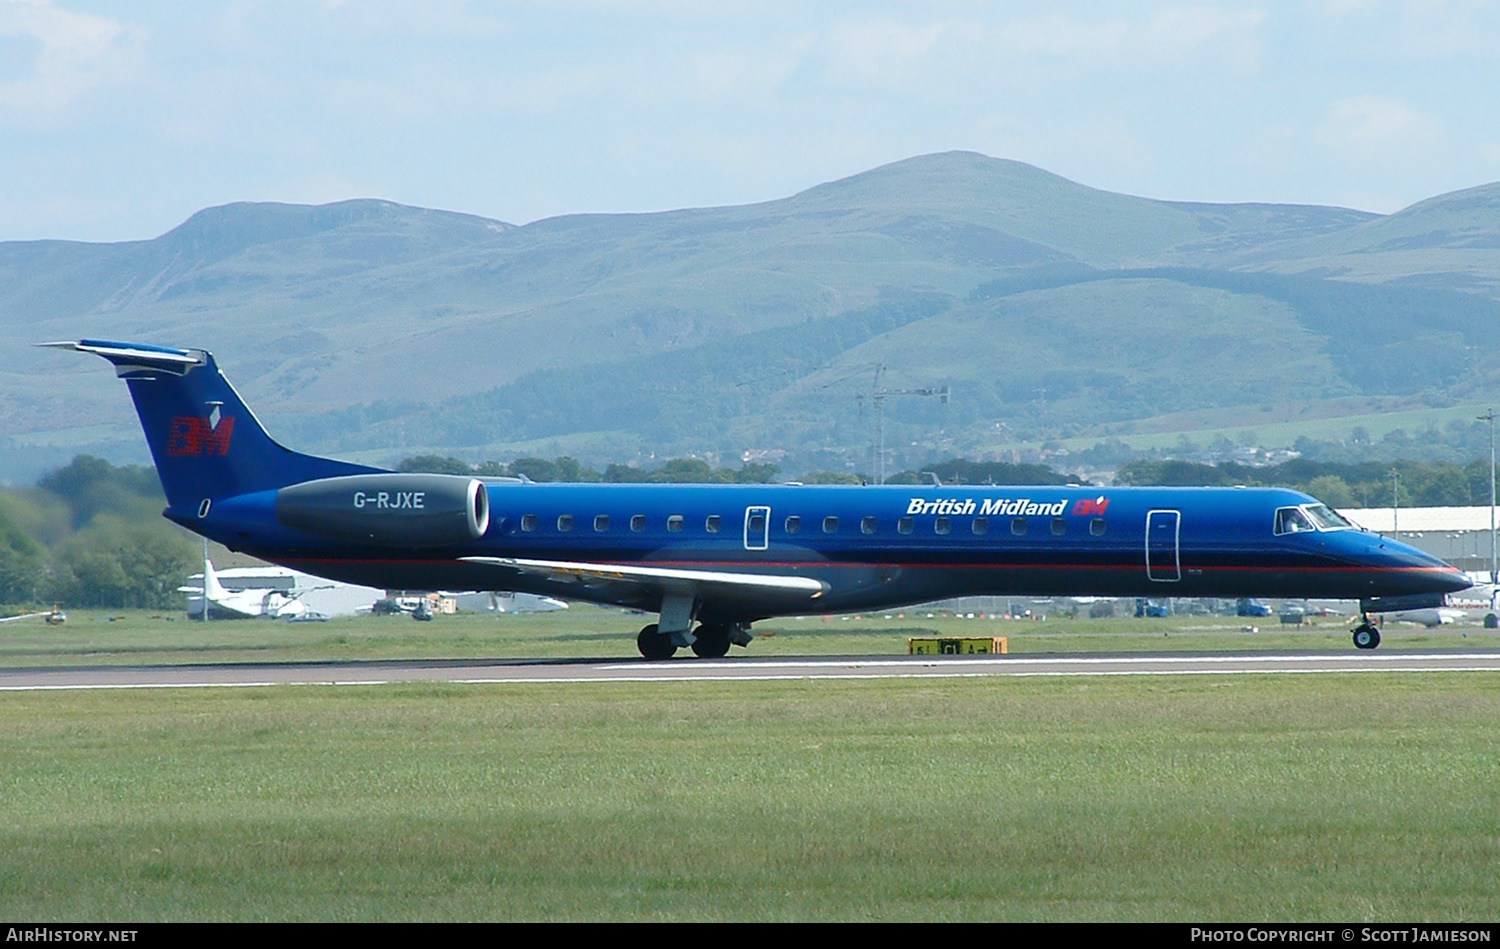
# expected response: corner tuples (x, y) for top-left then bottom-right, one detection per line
(460, 556), (827, 603)
(0, 611), (50, 624)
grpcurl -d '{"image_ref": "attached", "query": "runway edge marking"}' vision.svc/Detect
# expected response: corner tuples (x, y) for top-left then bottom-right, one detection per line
(6, 660), (1500, 691)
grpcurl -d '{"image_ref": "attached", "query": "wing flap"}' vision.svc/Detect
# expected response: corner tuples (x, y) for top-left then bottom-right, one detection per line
(460, 556), (827, 599)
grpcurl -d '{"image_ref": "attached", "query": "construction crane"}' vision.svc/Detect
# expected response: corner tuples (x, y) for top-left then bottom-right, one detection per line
(856, 365), (951, 485)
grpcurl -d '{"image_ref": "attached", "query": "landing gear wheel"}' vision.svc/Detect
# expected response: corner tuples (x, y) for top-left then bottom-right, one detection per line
(690, 623), (732, 659)
(637, 623), (677, 660)
(1353, 624), (1381, 650)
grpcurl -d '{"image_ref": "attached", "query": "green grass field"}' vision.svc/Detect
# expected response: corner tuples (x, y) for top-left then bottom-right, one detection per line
(4, 609), (1500, 920)
(1, 675), (1498, 921)
(4, 607), (1499, 668)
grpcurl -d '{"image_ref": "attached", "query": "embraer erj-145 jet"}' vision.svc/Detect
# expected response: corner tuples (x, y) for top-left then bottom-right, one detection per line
(51, 340), (1470, 657)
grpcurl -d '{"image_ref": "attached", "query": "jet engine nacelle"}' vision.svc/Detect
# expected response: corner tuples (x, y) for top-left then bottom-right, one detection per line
(275, 474), (490, 547)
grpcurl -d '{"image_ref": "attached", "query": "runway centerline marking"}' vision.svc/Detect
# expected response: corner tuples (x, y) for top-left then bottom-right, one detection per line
(3, 651), (1500, 691)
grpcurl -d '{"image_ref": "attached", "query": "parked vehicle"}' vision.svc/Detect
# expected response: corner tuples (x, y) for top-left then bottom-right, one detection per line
(1237, 598), (1273, 617)
(1135, 598), (1171, 618)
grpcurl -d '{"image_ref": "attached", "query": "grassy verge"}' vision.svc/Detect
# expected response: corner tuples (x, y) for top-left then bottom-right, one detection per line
(1, 675), (1498, 920)
(1, 608), (1497, 668)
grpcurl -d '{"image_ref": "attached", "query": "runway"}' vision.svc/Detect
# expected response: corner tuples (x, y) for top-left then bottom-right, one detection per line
(5, 649), (1500, 691)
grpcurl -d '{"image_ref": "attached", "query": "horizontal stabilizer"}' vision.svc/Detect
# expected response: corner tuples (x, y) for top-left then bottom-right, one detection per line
(43, 338), (380, 508)
(39, 340), (203, 375)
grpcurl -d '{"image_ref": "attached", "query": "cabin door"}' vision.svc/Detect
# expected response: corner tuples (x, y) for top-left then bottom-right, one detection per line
(1146, 510), (1181, 582)
(744, 506), (771, 551)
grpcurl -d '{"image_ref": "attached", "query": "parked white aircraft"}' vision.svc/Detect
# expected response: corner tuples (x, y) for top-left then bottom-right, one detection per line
(179, 557), (309, 620)
(1380, 607), (1469, 627)
(0, 606), (66, 625)
(492, 592), (569, 613)
(444, 590), (569, 613)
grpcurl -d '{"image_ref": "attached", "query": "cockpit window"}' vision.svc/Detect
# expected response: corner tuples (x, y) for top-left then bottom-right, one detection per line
(1274, 507), (1316, 535)
(1303, 503), (1353, 531)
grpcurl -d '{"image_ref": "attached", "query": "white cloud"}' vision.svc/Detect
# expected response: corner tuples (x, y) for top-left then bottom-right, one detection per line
(990, 5), (1265, 65)
(816, 16), (951, 85)
(0, 0), (142, 117)
(1317, 94), (1442, 153)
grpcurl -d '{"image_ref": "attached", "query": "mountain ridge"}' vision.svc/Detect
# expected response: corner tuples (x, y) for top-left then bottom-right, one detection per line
(5, 150), (1500, 483)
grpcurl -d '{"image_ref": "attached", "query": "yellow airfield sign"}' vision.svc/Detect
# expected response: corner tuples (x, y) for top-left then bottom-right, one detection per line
(908, 636), (1008, 655)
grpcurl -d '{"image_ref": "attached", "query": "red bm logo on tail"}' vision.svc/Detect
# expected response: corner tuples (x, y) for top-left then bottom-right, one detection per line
(1072, 496), (1110, 516)
(167, 416), (235, 456)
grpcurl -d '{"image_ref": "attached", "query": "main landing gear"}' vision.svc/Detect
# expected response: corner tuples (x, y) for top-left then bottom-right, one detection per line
(1352, 615), (1381, 650)
(636, 620), (752, 660)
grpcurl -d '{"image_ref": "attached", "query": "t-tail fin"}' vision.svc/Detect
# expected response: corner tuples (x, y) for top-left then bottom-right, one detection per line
(43, 340), (381, 512)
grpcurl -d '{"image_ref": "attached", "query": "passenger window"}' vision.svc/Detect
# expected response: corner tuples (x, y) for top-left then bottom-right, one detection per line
(861, 516), (877, 534)
(1275, 507), (1316, 535)
(1011, 517), (1028, 536)
(972, 517), (989, 535)
(667, 515), (684, 532)
(748, 513), (766, 532)
(785, 515), (802, 534)
(594, 514), (610, 532)
(823, 516), (839, 533)
(1051, 518), (1066, 536)
(935, 517), (951, 535)
(706, 515), (722, 533)
(1090, 518), (1107, 536)
(631, 514), (647, 532)
(898, 517), (914, 534)
(521, 514), (538, 532)
(557, 514), (574, 532)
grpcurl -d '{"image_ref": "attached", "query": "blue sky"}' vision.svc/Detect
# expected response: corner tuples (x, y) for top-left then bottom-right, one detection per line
(2, 0), (1498, 241)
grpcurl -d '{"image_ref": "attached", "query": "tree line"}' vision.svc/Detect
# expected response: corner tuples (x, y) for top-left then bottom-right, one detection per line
(400, 451), (1500, 507)
(1114, 457), (1499, 508)
(0, 456), (194, 609)
(7, 450), (1499, 610)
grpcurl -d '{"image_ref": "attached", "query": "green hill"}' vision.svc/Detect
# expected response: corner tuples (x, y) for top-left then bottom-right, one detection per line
(5, 151), (1500, 482)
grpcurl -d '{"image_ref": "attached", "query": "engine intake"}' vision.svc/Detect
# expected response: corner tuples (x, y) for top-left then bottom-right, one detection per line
(275, 474), (490, 547)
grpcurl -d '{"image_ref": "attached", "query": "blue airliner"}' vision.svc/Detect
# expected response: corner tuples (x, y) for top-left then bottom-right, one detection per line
(51, 340), (1469, 657)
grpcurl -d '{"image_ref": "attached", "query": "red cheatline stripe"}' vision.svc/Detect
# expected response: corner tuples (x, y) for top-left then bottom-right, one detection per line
(283, 556), (1459, 577)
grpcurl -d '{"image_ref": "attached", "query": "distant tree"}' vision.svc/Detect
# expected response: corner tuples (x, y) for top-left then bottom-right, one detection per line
(38, 455), (162, 528)
(1116, 459), (1234, 486)
(603, 463), (650, 483)
(800, 471), (864, 485)
(1411, 465), (1470, 507)
(651, 459), (719, 483)
(1465, 459), (1499, 507)
(397, 455), (474, 475)
(734, 463), (782, 484)
(0, 506), (43, 604)
(1305, 475), (1355, 508)
(49, 516), (194, 609)
(550, 457), (600, 482)
(508, 457), (560, 482)
(905, 458), (1079, 486)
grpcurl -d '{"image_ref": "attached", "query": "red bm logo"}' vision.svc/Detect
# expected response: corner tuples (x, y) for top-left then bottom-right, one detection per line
(166, 416), (234, 456)
(1072, 496), (1110, 516)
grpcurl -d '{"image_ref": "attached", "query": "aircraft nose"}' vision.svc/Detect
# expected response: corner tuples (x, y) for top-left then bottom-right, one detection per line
(1437, 567), (1474, 594)
(1365, 533), (1471, 595)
